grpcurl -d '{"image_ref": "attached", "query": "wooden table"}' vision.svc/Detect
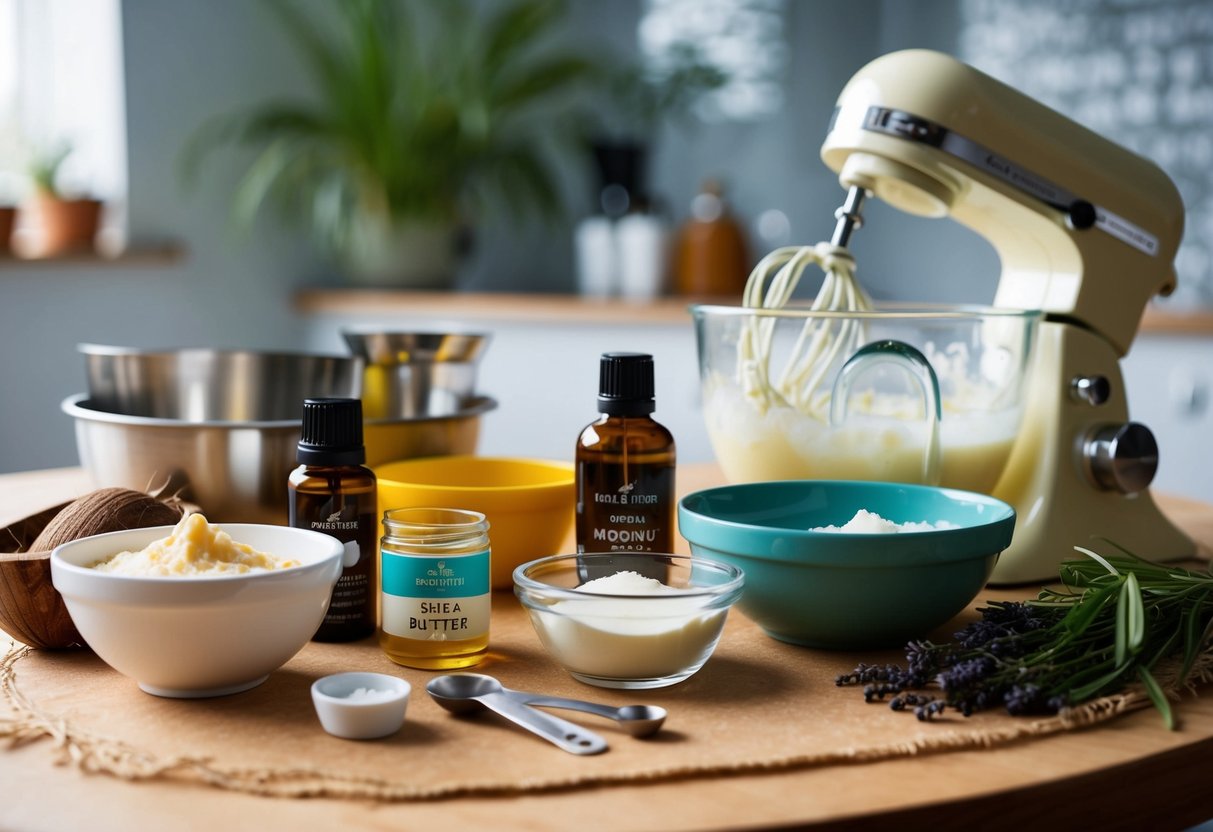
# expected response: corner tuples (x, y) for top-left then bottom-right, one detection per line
(4, 466), (1213, 831)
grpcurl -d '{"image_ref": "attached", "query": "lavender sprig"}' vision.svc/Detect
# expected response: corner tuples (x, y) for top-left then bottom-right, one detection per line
(836, 547), (1213, 729)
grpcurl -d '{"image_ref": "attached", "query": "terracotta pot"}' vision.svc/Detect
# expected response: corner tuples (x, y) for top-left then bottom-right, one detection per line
(20, 192), (103, 256)
(0, 205), (15, 252)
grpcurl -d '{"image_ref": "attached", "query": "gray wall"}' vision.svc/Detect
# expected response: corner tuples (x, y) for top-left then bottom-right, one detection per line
(1, 0), (1202, 484)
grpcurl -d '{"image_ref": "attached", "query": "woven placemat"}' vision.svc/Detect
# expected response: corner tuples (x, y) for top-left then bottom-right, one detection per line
(0, 594), (1174, 801)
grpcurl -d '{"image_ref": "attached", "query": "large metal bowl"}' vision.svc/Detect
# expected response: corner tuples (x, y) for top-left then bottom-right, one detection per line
(341, 331), (489, 419)
(63, 394), (497, 524)
(80, 345), (363, 420)
(364, 396), (498, 467)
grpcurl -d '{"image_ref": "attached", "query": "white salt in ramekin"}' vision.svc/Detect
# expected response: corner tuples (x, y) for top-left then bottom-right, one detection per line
(311, 671), (411, 739)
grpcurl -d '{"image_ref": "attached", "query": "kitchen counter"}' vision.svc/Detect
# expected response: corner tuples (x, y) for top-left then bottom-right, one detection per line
(4, 465), (1213, 831)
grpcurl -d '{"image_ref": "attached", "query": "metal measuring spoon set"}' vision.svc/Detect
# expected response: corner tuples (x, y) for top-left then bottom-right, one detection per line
(427, 673), (667, 755)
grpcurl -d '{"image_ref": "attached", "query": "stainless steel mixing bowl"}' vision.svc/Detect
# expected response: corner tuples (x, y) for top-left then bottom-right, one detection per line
(341, 331), (489, 419)
(341, 331), (488, 365)
(80, 345), (363, 420)
(363, 396), (497, 467)
(63, 394), (497, 523)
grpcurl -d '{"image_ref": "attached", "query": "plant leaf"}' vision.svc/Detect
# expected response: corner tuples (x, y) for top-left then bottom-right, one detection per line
(1074, 545), (1120, 577)
(1061, 584), (1115, 637)
(263, 0), (348, 109)
(1137, 666), (1175, 730)
(491, 55), (597, 111)
(482, 0), (565, 74)
(1180, 589), (1213, 683)
(1114, 573), (1144, 666)
(1069, 665), (1128, 701)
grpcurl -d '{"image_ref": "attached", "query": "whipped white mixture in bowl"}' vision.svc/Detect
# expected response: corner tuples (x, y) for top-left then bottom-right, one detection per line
(693, 304), (1039, 492)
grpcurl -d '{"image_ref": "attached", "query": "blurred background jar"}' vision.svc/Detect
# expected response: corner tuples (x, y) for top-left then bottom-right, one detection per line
(674, 179), (749, 297)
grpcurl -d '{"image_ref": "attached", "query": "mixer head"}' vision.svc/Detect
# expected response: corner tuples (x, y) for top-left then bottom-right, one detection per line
(819, 49), (1184, 358)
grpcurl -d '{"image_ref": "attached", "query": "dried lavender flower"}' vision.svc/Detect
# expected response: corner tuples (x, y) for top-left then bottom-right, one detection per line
(837, 546), (1213, 729)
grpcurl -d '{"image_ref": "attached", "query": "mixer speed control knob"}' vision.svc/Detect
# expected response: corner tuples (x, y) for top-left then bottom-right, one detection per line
(1080, 422), (1159, 494)
(1070, 374), (1111, 406)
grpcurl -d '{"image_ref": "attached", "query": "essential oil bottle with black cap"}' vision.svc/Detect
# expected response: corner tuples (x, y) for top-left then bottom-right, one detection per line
(575, 353), (676, 561)
(289, 397), (378, 642)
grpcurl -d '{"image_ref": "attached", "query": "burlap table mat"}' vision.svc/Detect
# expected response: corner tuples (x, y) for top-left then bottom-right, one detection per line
(0, 593), (1168, 801)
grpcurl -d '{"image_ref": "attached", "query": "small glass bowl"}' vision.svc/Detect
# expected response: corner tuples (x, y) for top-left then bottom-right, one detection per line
(513, 553), (745, 690)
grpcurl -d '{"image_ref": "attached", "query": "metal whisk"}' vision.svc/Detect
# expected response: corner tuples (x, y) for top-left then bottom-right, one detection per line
(739, 186), (872, 417)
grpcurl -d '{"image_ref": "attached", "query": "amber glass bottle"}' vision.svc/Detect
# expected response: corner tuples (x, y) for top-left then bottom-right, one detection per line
(576, 353), (676, 573)
(674, 179), (749, 297)
(289, 398), (378, 642)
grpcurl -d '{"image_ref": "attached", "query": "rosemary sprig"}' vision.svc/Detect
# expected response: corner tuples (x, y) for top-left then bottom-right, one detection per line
(837, 545), (1213, 728)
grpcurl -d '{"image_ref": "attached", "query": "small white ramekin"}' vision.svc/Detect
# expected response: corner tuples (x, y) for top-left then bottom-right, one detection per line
(311, 671), (411, 740)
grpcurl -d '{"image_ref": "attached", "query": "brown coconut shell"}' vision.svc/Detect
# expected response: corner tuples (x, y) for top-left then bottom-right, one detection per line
(0, 501), (79, 648)
(31, 487), (185, 552)
(1, 488), (187, 649)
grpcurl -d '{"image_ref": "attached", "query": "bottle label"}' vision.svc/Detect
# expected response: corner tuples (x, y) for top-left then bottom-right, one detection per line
(289, 491), (377, 637)
(577, 462), (674, 552)
(381, 549), (490, 640)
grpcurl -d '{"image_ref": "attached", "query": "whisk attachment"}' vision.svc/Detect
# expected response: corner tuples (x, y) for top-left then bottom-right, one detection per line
(739, 187), (874, 416)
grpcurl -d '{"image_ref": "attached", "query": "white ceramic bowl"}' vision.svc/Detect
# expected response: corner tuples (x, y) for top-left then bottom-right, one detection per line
(311, 672), (411, 740)
(50, 523), (343, 698)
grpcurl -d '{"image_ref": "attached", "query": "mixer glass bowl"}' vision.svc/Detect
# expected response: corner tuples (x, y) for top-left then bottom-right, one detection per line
(692, 304), (1041, 493)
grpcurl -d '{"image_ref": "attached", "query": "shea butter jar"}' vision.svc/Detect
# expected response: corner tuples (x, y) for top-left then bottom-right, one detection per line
(513, 553), (743, 689)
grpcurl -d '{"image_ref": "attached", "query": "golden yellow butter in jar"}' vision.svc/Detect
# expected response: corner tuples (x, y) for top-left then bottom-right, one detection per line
(377, 508), (490, 670)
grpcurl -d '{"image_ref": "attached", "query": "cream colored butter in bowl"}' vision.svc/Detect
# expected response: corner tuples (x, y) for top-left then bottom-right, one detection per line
(51, 517), (342, 698)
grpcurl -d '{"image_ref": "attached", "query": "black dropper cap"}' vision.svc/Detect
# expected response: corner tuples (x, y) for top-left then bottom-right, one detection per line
(296, 398), (366, 466)
(597, 352), (655, 416)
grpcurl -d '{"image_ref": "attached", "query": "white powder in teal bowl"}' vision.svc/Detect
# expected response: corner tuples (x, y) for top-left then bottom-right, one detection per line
(810, 509), (956, 534)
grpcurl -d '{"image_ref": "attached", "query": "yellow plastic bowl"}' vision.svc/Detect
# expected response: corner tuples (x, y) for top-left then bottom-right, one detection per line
(374, 456), (575, 589)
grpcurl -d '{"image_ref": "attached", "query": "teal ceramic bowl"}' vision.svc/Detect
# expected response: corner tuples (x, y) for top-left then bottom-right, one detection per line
(678, 481), (1015, 649)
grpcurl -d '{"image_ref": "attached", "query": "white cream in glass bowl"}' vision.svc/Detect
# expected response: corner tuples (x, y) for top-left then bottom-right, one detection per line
(513, 553), (744, 689)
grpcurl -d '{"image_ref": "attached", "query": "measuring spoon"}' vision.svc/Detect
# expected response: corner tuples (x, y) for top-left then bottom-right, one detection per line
(430, 673), (666, 738)
(426, 674), (608, 755)
(522, 694), (667, 738)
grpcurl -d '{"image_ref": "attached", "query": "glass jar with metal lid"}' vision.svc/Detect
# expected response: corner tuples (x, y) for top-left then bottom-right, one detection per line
(378, 508), (490, 670)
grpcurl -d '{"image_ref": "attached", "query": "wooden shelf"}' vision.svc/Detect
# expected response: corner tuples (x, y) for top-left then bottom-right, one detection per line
(0, 241), (185, 268)
(294, 289), (733, 326)
(296, 289), (1213, 335)
(1140, 306), (1213, 336)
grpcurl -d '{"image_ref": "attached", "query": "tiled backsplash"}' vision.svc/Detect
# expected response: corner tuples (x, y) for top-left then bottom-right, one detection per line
(959, 0), (1213, 310)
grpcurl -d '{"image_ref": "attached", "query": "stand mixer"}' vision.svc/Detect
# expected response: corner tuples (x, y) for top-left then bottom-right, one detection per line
(820, 49), (1194, 583)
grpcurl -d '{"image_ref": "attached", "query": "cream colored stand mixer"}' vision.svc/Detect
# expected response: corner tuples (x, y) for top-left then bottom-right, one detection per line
(821, 49), (1194, 583)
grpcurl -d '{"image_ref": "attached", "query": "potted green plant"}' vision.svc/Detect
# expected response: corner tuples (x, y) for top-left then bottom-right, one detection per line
(19, 144), (103, 257)
(187, 0), (595, 288)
